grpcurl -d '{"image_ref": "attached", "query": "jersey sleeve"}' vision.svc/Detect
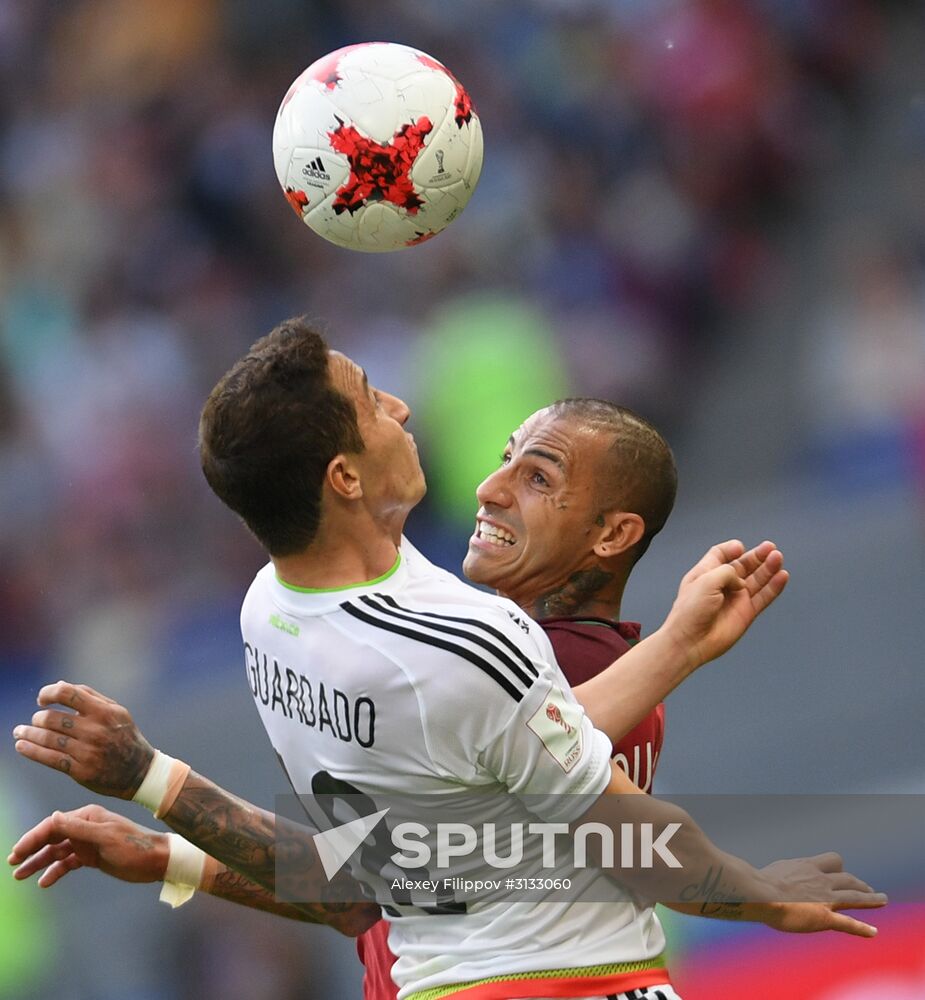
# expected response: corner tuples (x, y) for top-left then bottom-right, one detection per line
(415, 604), (613, 824)
(476, 667), (613, 823)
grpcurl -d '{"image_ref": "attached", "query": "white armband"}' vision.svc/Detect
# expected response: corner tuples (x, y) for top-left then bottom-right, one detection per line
(159, 833), (207, 909)
(132, 750), (190, 818)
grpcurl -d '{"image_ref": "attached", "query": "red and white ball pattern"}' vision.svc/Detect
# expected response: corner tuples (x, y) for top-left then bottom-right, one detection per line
(273, 42), (483, 252)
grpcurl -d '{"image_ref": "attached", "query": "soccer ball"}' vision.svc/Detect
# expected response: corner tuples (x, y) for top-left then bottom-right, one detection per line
(273, 42), (483, 252)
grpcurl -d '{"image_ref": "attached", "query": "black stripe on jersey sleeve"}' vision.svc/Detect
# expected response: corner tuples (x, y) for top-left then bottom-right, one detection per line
(340, 600), (524, 702)
(360, 594), (536, 690)
(377, 594), (540, 679)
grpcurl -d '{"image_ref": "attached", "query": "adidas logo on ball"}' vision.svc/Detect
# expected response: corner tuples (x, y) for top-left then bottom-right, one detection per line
(302, 157), (331, 181)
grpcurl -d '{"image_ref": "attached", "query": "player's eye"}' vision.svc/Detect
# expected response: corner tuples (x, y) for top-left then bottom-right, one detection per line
(530, 470), (549, 487)
(499, 452), (511, 466)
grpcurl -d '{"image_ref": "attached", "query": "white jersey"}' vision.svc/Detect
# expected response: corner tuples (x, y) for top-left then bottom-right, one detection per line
(241, 538), (668, 999)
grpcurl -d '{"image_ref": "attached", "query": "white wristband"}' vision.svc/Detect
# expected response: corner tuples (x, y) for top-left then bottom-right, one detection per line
(132, 750), (177, 813)
(159, 833), (207, 909)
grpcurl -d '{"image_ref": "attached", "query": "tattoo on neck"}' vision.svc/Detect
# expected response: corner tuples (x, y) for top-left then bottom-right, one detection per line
(532, 567), (615, 619)
(595, 514), (605, 527)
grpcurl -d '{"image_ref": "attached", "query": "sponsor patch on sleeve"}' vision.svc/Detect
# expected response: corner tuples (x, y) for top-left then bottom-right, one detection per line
(526, 686), (584, 772)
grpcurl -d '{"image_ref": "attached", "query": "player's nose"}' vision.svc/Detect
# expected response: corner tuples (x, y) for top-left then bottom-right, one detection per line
(476, 467), (513, 508)
(382, 392), (410, 424)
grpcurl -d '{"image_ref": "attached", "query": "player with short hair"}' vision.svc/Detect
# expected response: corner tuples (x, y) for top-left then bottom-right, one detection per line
(11, 319), (884, 1000)
(358, 397), (679, 999)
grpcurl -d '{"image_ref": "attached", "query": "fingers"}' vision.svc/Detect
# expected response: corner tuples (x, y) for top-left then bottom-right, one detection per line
(702, 563), (747, 593)
(13, 850), (83, 888)
(732, 541), (788, 614)
(684, 540), (746, 582)
(833, 889), (889, 908)
(30, 709), (81, 735)
(37, 681), (112, 715)
(683, 539), (782, 591)
(708, 539), (746, 564)
(12, 724), (85, 760)
(750, 569), (789, 614)
(75, 683), (119, 705)
(828, 872), (873, 892)
(823, 911), (879, 938)
(732, 543), (780, 589)
(36, 854), (83, 888)
(833, 894), (888, 910)
(8, 814), (66, 865)
(810, 851), (845, 873)
(8, 810), (89, 889)
(731, 540), (776, 581)
(11, 705), (89, 777)
(8, 804), (115, 865)
(828, 873), (877, 894)
(11, 841), (74, 880)
(13, 737), (78, 778)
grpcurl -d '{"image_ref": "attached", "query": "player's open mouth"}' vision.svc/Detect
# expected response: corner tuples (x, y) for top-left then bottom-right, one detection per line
(475, 519), (516, 547)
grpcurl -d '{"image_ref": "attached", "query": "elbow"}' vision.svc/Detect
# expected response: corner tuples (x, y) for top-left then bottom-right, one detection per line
(330, 901), (382, 937)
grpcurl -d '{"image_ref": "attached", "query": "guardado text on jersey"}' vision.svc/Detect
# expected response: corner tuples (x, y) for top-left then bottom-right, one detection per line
(244, 641), (376, 747)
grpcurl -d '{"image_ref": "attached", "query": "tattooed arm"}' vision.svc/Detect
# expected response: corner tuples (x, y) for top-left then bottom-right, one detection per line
(660, 853), (886, 934)
(11, 682), (379, 935)
(160, 769), (374, 930)
(7, 804), (360, 925)
(584, 763), (885, 938)
(208, 864), (320, 920)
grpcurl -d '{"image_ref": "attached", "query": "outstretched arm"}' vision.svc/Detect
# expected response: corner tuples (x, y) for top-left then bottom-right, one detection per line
(9, 805), (351, 923)
(11, 684), (378, 936)
(589, 763), (884, 938)
(574, 539), (788, 743)
(8, 805), (338, 923)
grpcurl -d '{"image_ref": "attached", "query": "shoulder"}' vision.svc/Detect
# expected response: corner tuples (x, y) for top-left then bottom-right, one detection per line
(335, 590), (547, 707)
(540, 616), (635, 646)
(539, 617), (638, 684)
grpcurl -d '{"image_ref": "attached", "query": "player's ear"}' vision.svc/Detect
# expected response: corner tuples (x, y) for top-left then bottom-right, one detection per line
(593, 511), (645, 559)
(326, 454), (364, 501)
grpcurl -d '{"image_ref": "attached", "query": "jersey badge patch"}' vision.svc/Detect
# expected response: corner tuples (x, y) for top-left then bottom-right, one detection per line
(526, 686), (584, 772)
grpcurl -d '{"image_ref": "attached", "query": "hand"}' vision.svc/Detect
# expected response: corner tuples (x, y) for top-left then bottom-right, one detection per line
(12, 681), (155, 799)
(758, 853), (887, 938)
(8, 804), (169, 888)
(662, 540), (789, 670)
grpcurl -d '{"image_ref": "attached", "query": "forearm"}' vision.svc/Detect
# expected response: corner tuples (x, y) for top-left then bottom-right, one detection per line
(649, 826), (777, 921)
(585, 766), (778, 921)
(574, 626), (693, 743)
(205, 862), (343, 923)
(595, 807), (775, 918)
(162, 770), (378, 935)
(163, 771), (280, 886)
(661, 898), (766, 922)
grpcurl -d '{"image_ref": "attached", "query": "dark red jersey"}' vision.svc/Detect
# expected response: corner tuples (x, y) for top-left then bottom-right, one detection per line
(357, 617), (665, 1000)
(539, 618), (664, 793)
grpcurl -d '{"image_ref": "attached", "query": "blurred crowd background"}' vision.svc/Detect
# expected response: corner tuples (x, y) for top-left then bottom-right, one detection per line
(1, 1), (923, 998)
